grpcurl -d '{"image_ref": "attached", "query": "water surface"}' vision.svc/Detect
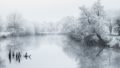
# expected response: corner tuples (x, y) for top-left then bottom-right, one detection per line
(0, 35), (120, 68)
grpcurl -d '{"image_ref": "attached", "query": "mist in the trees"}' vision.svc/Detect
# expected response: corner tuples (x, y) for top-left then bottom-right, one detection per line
(0, 0), (120, 68)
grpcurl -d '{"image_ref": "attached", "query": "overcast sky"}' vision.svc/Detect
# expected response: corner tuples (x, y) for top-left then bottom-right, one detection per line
(0, 0), (120, 22)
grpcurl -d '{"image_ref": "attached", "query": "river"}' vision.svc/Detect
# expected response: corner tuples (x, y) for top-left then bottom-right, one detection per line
(0, 35), (120, 68)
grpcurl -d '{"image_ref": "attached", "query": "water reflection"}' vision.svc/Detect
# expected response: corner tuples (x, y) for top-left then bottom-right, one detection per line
(0, 47), (5, 68)
(1, 35), (120, 68)
(5, 35), (77, 68)
(0, 36), (37, 68)
(0, 57), (5, 68)
(6, 37), (34, 64)
(8, 49), (31, 63)
(63, 37), (120, 68)
(24, 52), (31, 60)
(8, 49), (12, 63)
(0, 43), (5, 68)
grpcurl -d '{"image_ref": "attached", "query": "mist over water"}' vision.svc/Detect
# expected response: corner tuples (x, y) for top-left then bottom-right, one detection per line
(0, 35), (120, 68)
(0, 0), (120, 68)
(0, 35), (77, 68)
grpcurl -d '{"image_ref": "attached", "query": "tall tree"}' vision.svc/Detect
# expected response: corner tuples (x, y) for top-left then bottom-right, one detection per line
(79, 0), (110, 56)
(79, 0), (107, 37)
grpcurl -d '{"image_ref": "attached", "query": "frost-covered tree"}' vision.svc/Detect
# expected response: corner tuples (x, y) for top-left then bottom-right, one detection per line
(61, 16), (83, 39)
(80, 0), (107, 35)
(78, 0), (112, 56)
(7, 13), (25, 36)
(62, 16), (77, 33)
(91, 0), (105, 18)
(107, 19), (113, 35)
(115, 18), (120, 35)
(79, 0), (108, 38)
(0, 17), (4, 32)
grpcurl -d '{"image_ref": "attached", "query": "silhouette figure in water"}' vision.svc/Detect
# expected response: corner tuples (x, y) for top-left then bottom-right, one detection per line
(16, 52), (18, 61)
(24, 52), (31, 60)
(18, 52), (21, 63)
(12, 51), (15, 58)
(8, 51), (31, 63)
(15, 52), (22, 63)
(8, 49), (12, 63)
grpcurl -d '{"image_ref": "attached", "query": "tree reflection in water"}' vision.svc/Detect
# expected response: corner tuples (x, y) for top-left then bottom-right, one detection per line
(8, 49), (31, 63)
(0, 54), (5, 68)
(1, 35), (120, 68)
(62, 37), (120, 68)
(0, 43), (5, 68)
(6, 37), (32, 64)
(0, 59), (5, 68)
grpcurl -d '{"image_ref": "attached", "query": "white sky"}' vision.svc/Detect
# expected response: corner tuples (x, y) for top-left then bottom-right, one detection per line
(0, 0), (120, 22)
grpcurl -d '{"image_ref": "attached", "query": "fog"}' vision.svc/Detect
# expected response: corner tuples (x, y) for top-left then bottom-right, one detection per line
(0, 0), (119, 22)
(0, 0), (120, 68)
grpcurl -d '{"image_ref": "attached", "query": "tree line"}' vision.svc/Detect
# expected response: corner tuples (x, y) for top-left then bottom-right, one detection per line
(62, 0), (120, 48)
(0, 13), (62, 37)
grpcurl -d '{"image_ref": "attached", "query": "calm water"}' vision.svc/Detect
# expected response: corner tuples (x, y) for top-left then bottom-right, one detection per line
(0, 35), (120, 68)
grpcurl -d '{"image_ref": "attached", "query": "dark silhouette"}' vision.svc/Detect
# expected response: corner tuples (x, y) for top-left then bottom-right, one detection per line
(18, 52), (21, 63)
(16, 52), (18, 61)
(15, 52), (22, 63)
(12, 51), (15, 58)
(8, 49), (12, 63)
(8, 51), (31, 63)
(24, 52), (31, 60)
